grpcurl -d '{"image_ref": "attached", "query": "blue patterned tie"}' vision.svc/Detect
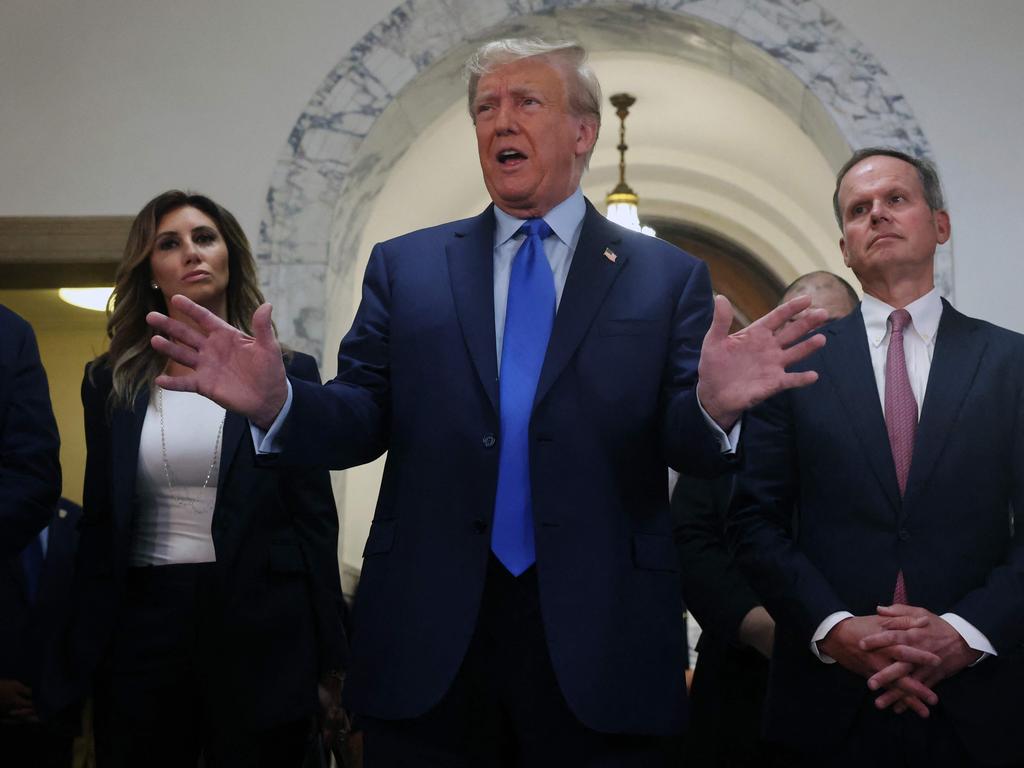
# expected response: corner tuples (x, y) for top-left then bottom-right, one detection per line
(491, 218), (555, 575)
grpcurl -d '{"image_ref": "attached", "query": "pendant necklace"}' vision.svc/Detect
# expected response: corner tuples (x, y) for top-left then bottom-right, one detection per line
(157, 387), (226, 512)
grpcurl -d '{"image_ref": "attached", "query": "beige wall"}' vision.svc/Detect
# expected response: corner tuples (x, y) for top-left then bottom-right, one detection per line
(36, 327), (108, 505)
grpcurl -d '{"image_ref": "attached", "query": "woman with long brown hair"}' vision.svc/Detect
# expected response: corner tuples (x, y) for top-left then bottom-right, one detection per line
(72, 191), (346, 767)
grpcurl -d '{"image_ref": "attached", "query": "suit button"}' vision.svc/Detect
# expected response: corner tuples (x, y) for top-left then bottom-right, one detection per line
(482, 433), (496, 449)
(898, 529), (910, 542)
(472, 520), (488, 534)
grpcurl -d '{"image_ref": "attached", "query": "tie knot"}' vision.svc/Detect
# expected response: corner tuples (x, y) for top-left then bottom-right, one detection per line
(889, 308), (912, 334)
(519, 218), (553, 241)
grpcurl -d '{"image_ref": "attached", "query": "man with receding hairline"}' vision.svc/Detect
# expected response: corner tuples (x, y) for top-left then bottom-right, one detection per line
(147, 39), (828, 766)
(781, 270), (860, 322)
(729, 148), (1024, 767)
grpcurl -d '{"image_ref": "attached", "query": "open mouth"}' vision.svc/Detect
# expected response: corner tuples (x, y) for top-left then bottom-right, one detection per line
(497, 149), (527, 164)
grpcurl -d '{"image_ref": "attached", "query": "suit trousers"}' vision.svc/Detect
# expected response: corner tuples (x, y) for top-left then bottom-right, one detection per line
(791, 700), (1011, 768)
(93, 563), (308, 768)
(362, 555), (676, 767)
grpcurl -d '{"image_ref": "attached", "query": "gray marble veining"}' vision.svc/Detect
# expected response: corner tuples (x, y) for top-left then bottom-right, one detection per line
(257, 0), (945, 365)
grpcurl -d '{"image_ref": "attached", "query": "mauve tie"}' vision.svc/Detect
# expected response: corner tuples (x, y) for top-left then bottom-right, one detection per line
(885, 308), (916, 603)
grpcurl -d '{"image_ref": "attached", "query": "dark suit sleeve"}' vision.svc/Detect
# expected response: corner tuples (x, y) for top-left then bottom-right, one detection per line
(674, 473), (761, 644)
(659, 260), (736, 478)
(949, 342), (1024, 652)
(0, 309), (61, 556)
(283, 353), (349, 673)
(279, 243), (392, 470)
(726, 391), (847, 645)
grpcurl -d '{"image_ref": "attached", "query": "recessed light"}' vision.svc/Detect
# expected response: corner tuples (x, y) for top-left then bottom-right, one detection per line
(58, 287), (113, 312)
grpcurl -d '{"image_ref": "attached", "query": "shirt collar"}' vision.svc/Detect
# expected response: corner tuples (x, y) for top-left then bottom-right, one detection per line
(493, 187), (585, 248)
(861, 287), (943, 348)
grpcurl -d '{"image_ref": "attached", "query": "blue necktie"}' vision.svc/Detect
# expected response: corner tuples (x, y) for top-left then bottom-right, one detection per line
(491, 218), (555, 575)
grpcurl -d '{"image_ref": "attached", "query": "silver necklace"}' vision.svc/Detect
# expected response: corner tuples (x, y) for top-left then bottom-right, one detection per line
(157, 387), (226, 512)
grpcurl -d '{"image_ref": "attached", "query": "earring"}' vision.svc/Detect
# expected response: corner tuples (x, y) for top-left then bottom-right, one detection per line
(151, 282), (159, 290)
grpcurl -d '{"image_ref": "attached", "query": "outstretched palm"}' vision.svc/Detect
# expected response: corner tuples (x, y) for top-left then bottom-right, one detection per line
(147, 295), (288, 429)
(697, 294), (827, 430)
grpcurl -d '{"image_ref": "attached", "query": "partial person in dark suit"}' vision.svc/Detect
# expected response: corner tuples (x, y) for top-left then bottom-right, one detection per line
(146, 40), (828, 767)
(729, 148), (1024, 767)
(0, 305), (60, 558)
(674, 272), (858, 767)
(0, 499), (82, 768)
(61, 191), (347, 768)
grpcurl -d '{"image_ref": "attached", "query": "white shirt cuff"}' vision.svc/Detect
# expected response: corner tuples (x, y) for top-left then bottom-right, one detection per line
(696, 392), (741, 453)
(810, 611), (854, 663)
(941, 612), (996, 664)
(250, 379), (293, 455)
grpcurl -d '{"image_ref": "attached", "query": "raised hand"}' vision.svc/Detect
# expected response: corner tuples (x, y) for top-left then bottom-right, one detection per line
(697, 295), (828, 430)
(147, 295), (288, 429)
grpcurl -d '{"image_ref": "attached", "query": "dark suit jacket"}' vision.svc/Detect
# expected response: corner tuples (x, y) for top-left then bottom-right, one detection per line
(273, 201), (729, 734)
(0, 305), (61, 558)
(673, 474), (775, 765)
(2, 502), (81, 702)
(58, 353), (346, 730)
(729, 301), (1024, 765)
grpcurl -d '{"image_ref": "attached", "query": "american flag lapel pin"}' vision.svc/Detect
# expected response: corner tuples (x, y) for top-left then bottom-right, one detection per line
(604, 247), (618, 263)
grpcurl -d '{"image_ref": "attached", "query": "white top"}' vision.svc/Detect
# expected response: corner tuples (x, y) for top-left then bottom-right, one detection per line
(129, 388), (226, 567)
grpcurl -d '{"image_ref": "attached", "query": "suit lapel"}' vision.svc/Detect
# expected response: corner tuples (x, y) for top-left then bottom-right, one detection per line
(447, 207), (500, 414)
(821, 309), (902, 510)
(111, 389), (148, 535)
(535, 202), (628, 407)
(905, 301), (985, 504)
(215, 411), (246, 506)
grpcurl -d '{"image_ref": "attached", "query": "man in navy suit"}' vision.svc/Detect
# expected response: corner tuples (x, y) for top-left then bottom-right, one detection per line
(147, 39), (826, 766)
(0, 305), (62, 765)
(0, 305), (60, 558)
(729, 148), (1024, 767)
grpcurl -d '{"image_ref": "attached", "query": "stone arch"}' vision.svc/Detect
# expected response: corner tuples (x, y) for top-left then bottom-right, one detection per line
(256, 0), (948, 363)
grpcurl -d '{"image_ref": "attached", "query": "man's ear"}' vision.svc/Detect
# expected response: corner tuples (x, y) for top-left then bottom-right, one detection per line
(575, 117), (598, 158)
(933, 209), (951, 245)
(839, 236), (851, 267)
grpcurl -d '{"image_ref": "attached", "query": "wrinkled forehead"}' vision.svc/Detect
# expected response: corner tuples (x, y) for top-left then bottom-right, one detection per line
(475, 56), (569, 98)
(839, 155), (923, 200)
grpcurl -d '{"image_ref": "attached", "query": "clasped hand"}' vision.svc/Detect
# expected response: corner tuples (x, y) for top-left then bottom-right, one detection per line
(820, 604), (981, 718)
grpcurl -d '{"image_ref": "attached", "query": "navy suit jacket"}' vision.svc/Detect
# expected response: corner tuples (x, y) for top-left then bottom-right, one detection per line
(0, 305), (61, 557)
(275, 201), (730, 734)
(1, 501), (81, 710)
(58, 353), (346, 729)
(729, 301), (1024, 764)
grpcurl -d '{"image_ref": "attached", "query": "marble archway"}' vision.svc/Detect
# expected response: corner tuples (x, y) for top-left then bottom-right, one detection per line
(256, 0), (948, 363)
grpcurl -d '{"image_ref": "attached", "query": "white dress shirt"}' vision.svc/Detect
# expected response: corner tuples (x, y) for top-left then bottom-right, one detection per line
(812, 288), (996, 661)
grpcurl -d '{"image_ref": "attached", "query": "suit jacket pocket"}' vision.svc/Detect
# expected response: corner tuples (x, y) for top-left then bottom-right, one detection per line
(632, 533), (678, 572)
(363, 518), (396, 556)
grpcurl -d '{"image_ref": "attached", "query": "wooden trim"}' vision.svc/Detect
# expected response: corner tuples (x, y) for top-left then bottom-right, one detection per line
(0, 215), (130, 288)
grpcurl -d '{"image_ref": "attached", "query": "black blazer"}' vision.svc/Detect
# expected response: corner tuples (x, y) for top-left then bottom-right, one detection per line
(0, 304), (61, 557)
(272, 201), (732, 734)
(57, 352), (346, 729)
(2, 501), (81, 711)
(729, 302), (1024, 765)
